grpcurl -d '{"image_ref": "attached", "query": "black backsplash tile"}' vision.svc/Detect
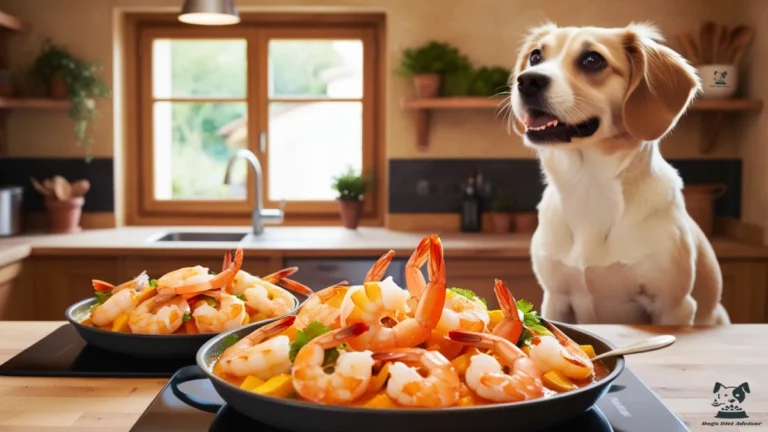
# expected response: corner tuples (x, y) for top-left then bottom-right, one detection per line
(389, 158), (741, 218)
(0, 157), (114, 212)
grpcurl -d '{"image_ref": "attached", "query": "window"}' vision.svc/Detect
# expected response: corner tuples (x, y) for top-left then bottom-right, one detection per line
(130, 14), (384, 223)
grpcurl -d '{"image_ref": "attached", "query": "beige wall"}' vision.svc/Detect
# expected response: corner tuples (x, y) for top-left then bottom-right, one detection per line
(0, 0), (749, 162)
(738, 0), (768, 242)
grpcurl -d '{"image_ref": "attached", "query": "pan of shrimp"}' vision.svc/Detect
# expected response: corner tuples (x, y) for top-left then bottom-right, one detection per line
(64, 249), (312, 359)
(174, 235), (640, 432)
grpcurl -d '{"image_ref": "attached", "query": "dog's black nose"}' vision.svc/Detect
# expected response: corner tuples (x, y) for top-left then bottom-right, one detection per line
(517, 72), (550, 98)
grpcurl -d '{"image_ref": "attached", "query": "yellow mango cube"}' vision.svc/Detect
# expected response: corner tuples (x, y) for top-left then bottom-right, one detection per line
(252, 374), (294, 398)
(241, 314), (250, 326)
(240, 375), (266, 391)
(363, 393), (396, 409)
(488, 309), (504, 330)
(251, 312), (268, 323)
(136, 287), (157, 304)
(521, 345), (532, 356)
(111, 314), (130, 333)
(542, 370), (578, 393)
(276, 324), (298, 342)
(451, 351), (473, 375)
(458, 395), (475, 407)
(580, 344), (597, 359)
(367, 363), (390, 394)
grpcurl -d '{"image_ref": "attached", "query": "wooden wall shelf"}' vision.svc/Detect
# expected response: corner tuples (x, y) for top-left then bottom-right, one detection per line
(402, 97), (763, 152)
(0, 98), (71, 109)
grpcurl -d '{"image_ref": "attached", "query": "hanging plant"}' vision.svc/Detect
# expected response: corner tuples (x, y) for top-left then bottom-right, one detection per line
(29, 39), (110, 160)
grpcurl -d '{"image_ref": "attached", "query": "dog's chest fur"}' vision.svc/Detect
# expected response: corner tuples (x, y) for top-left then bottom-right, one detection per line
(532, 145), (684, 322)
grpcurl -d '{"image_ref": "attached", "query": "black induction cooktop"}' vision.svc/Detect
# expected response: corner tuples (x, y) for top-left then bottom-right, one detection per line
(0, 324), (194, 378)
(130, 365), (691, 432)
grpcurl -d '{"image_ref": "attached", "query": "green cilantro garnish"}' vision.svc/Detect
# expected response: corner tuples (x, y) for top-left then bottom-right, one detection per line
(288, 321), (343, 367)
(94, 291), (111, 304)
(223, 334), (240, 348)
(148, 279), (158, 288)
(448, 287), (488, 308)
(235, 294), (246, 301)
(182, 312), (191, 323)
(516, 299), (552, 345)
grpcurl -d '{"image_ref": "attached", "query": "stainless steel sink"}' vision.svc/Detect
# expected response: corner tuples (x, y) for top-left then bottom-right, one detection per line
(151, 232), (248, 242)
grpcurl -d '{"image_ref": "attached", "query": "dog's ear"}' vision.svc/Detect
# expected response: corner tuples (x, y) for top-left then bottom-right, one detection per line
(713, 382), (724, 393)
(733, 383), (750, 403)
(621, 22), (701, 142)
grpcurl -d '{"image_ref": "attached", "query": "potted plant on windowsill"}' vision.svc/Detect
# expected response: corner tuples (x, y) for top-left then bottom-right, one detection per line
(29, 39), (109, 160)
(488, 191), (516, 234)
(398, 41), (469, 98)
(514, 206), (539, 233)
(331, 167), (369, 229)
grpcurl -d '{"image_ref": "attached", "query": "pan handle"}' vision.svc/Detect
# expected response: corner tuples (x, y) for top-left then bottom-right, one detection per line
(170, 365), (224, 414)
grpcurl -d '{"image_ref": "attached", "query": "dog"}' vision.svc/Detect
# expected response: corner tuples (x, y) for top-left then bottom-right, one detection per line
(712, 382), (750, 418)
(509, 22), (730, 325)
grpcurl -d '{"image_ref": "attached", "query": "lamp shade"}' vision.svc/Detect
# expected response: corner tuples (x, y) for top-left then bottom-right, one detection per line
(179, 0), (240, 25)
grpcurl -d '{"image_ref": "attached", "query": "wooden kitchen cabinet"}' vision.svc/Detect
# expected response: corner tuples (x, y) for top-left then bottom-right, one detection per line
(445, 258), (542, 310)
(0, 260), (25, 320)
(719, 260), (768, 323)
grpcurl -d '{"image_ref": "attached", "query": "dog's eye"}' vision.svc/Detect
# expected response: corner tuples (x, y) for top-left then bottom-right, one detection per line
(529, 49), (543, 66)
(581, 51), (607, 71)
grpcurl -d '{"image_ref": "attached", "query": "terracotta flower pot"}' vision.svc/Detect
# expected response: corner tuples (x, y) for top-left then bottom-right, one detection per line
(338, 199), (363, 229)
(412, 74), (441, 98)
(45, 196), (84, 233)
(490, 212), (513, 234)
(513, 211), (538, 233)
(49, 75), (69, 99)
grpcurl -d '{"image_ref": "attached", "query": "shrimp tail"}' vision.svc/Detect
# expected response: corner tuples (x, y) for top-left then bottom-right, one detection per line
(92, 279), (115, 293)
(404, 236), (430, 299)
(221, 251), (233, 293)
(262, 267), (299, 284)
(491, 279), (523, 343)
(414, 235), (446, 329)
(257, 315), (297, 337)
(364, 250), (395, 283)
(371, 347), (422, 363)
(312, 322), (369, 349)
(542, 320), (592, 367)
(449, 330), (528, 366)
(448, 330), (495, 349)
(278, 278), (314, 296)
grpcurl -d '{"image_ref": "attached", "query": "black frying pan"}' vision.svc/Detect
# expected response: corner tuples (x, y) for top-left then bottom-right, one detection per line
(65, 294), (306, 359)
(174, 320), (625, 432)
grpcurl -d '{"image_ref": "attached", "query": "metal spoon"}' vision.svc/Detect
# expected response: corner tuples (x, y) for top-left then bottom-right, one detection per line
(591, 335), (676, 362)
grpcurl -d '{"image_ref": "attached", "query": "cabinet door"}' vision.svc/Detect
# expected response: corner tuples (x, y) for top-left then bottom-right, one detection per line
(445, 258), (542, 310)
(719, 260), (767, 323)
(33, 257), (120, 320)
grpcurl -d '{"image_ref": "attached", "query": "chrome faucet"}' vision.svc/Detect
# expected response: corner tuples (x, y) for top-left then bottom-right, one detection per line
(224, 149), (285, 234)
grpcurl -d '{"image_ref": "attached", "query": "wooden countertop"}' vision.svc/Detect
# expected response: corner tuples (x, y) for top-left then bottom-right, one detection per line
(0, 322), (766, 431)
(2, 226), (768, 260)
(0, 244), (30, 268)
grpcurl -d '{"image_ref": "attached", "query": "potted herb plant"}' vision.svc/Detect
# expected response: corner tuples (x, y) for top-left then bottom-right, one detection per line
(29, 39), (109, 158)
(331, 167), (369, 229)
(489, 192), (516, 234)
(398, 41), (469, 98)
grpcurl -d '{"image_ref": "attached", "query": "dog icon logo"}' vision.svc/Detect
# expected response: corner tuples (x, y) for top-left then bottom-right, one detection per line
(713, 71), (728, 86)
(712, 382), (750, 419)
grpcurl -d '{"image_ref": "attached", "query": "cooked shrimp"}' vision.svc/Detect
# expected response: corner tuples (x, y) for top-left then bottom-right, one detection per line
(226, 267), (311, 319)
(218, 315), (296, 380)
(490, 279), (524, 343)
(404, 235), (431, 307)
(372, 348), (461, 408)
(448, 330), (544, 402)
(156, 248), (243, 296)
(292, 322), (374, 405)
(192, 291), (247, 333)
(340, 235), (446, 351)
(295, 281), (350, 330)
(527, 321), (594, 381)
(128, 294), (190, 335)
(434, 290), (490, 334)
(90, 272), (151, 327)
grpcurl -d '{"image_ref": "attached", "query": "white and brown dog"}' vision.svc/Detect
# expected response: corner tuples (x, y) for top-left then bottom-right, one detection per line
(510, 23), (730, 325)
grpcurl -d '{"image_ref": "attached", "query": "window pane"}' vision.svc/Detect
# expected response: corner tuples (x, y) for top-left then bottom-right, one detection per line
(268, 40), (363, 99)
(153, 102), (248, 200)
(153, 39), (247, 98)
(268, 102), (362, 201)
